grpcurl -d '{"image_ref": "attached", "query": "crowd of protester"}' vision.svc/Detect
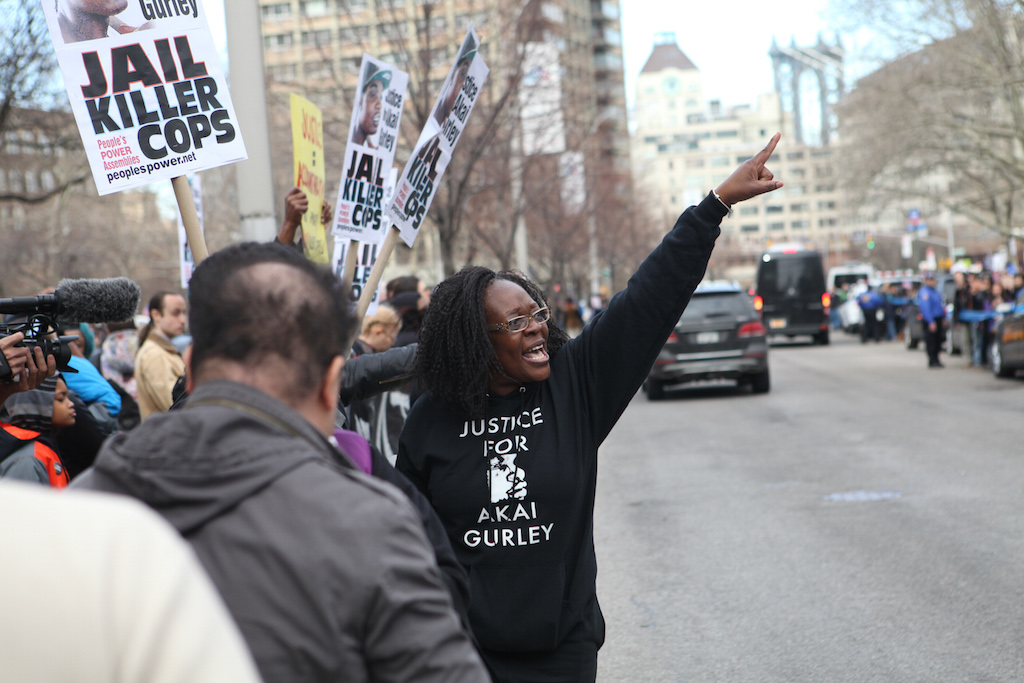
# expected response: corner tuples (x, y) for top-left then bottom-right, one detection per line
(829, 268), (1024, 361)
(4, 136), (972, 682)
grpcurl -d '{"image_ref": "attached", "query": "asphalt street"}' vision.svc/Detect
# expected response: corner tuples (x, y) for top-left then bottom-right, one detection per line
(594, 332), (1024, 682)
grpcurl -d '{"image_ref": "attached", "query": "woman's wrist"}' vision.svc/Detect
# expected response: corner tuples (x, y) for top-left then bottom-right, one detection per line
(712, 189), (733, 215)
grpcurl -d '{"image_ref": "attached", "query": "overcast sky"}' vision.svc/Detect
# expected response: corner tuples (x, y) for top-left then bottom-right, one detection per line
(206, 0), (844, 111)
(619, 0), (838, 109)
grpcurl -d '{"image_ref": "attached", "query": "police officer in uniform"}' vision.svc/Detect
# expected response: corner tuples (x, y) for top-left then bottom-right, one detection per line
(917, 272), (947, 368)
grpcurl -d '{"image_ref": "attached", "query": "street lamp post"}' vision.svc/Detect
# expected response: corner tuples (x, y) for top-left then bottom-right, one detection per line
(586, 107), (618, 301)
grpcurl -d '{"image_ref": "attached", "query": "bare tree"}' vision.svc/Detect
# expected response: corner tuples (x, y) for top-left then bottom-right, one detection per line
(0, 1), (181, 297)
(261, 0), (638, 286)
(834, 0), (1024, 239)
(0, 0), (91, 204)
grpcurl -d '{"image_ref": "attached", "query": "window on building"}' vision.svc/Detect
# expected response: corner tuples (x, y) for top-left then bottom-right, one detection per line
(768, 222), (785, 231)
(818, 200), (836, 211)
(340, 0), (368, 10)
(5, 131), (21, 155)
(667, 160), (673, 170)
(301, 0), (328, 17)
(818, 218), (837, 227)
(685, 158), (704, 168)
(741, 224), (760, 233)
(739, 206), (758, 216)
(302, 29), (332, 47)
(790, 203), (808, 212)
(710, 156), (730, 167)
(267, 63), (298, 81)
(339, 25), (370, 43)
(814, 166), (833, 178)
(8, 170), (23, 192)
(458, 12), (488, 31)
(261, 3), (291, 20)
(35, 133), (51, 155)
(305, 60), (333, 79)
(736, 155), (752, 164)
(766, 205), (783, 214)
(715, 129), (738, 138)
(815, 184), (834, 193)
(18, 131), (35, 155)
(786, 151), (804, 161)
(789, 167), (806, 178)
(24, 170), (38, 194)
(791, 220), (809, 229)
(263, 33), (294, 51)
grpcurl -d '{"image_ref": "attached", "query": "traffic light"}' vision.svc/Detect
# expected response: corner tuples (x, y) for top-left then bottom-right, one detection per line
(867, 235), (875, 249)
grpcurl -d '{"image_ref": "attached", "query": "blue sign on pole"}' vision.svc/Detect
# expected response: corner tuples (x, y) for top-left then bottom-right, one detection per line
(906, 208), (926, 232)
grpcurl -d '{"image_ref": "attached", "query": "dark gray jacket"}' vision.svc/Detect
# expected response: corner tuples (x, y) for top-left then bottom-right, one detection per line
(73, 379), (489, 683)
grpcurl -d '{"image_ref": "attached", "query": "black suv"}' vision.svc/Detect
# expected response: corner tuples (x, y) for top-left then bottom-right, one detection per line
(754, 247), (830, 344)
(644, 281), (770, 399)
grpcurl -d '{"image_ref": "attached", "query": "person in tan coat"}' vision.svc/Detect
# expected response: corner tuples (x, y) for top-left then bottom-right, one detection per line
(136, 292), (187, 420)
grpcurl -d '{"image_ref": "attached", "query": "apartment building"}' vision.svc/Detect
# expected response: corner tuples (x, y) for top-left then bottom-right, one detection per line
(631, 34), (842, 259)
(257, 0), (631, 288)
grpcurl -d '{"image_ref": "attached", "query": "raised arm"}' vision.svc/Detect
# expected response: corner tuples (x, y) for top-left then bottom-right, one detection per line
(567, 133), (783, 444)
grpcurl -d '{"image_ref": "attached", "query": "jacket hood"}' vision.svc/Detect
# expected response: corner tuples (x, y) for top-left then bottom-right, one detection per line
(87, 380), (347, 535)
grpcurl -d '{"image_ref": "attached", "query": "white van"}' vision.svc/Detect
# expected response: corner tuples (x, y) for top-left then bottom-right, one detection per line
(828, 263), (875, 334)
(827, 262), (875, 293)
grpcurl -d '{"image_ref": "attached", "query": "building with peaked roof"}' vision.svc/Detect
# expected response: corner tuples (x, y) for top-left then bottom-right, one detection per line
(631, 33), (844, 271)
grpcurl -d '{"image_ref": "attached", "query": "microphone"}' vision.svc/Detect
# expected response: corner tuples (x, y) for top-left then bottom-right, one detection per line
(55, 277), (141, 323)
(0, 277), (142, 324)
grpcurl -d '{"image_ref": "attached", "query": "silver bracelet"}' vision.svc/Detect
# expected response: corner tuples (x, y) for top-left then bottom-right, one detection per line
(712, 189), (733, 215)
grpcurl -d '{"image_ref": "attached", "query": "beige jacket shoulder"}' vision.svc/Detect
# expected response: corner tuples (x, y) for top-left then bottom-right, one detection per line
(135, 334), (184, 420)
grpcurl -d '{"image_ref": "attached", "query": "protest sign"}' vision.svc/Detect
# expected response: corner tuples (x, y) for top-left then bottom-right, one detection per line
(177, 174), (203, 286)
(291, 94), (328, 263)
(386, 29), (489, 247)
(333, 56), (408, 245)
(333, 240), (384, 315)
(40, 0), (247, 197)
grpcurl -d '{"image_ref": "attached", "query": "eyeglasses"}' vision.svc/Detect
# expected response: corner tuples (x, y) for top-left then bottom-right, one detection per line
(486, 307), (551, 333)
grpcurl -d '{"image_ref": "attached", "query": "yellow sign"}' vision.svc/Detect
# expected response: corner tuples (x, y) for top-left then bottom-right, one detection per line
(291, 94), (328, 263)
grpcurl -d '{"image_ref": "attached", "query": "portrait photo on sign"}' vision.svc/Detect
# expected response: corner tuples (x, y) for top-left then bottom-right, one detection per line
(50, 0), (201, 45)
(432, 35), (477, 126)
(351, 61), (392, 149)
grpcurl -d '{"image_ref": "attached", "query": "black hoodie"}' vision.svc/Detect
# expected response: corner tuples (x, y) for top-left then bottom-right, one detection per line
(397, 193), (726, 658)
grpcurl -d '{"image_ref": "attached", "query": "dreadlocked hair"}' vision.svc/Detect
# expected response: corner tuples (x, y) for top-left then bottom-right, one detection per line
(415, 266), (569, 419)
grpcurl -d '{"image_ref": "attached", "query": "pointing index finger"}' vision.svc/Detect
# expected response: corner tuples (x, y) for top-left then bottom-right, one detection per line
(758, 132), (781, 162)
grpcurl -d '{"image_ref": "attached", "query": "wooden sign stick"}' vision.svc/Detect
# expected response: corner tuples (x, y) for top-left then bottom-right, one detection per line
(172, 175), (208, 264)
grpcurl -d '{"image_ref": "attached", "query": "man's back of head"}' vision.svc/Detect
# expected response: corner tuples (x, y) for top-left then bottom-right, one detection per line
(188, 242), (353, 406)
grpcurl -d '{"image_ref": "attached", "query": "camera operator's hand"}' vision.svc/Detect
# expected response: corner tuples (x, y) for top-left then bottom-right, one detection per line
(0, 333), (57, 407)
(1, 332), (31, 380)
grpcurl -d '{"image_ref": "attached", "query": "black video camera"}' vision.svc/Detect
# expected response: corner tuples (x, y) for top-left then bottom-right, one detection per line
(0, 278), (142, 383)
(0, 312), (79, 383)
